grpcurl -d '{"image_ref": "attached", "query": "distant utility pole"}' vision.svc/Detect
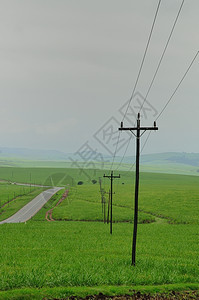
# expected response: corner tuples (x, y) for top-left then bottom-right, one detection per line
(99, 177), (106, 223)
(106, 189), (111, 224)
(99, 177), (103, 213)
(119, 113), (158, 266)
(103, 171), (120, 234)
(103, 194), (106, 224)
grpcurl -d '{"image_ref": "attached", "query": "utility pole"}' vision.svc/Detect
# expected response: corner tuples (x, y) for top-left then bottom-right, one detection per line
(106, 189), (111, 224)
(103, 171), (120, 234)
(99, 177), (103, 213)
(119, 113), (158, 266)
(99, 177), (106, 223)
(103, 195), (106, 224)
(105, 189), (115, 224)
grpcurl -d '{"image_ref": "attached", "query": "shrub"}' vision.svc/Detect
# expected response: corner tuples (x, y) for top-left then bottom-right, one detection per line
(77, 181), (83, 185)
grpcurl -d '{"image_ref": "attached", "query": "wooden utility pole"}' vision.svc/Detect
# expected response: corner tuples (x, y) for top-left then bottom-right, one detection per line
(103, 171), (120, 234)
(106, 190), (111, 224)
(99, 177), (103, 213)
(103, 195), (106, 224)
(99, 177), (106, 222)
(119, 113), (158, 265)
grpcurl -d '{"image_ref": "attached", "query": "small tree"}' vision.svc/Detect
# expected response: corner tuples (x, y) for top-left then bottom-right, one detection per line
(77, 181), (84, 185)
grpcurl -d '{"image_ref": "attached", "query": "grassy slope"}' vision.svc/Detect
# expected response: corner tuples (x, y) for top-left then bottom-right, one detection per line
(1, 166), (198, 224)
(34, 184), (155, 224)
(0, 156), (199, 175)
(0, 166), (99, 186)
(49, 172), (199, 225)
(0, 222), (198, 292)
(0, 168), (198, 299)
(0, 182), (35, 207)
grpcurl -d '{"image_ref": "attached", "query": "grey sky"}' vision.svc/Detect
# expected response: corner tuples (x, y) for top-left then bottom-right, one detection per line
(0, 0), (198, 155)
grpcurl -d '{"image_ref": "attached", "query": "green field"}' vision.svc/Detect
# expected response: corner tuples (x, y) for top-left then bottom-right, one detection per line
(0, 167), (198, 299)
(0, 154), (199, 175)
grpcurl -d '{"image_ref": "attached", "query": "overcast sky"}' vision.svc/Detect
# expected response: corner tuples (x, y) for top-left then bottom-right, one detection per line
(0, 0), (198, 156)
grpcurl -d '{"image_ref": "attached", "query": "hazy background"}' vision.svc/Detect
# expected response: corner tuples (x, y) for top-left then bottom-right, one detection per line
(0, 0), (198, 156)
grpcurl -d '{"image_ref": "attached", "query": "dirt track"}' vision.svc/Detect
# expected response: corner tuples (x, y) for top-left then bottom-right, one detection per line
(46, 190), (69, 221)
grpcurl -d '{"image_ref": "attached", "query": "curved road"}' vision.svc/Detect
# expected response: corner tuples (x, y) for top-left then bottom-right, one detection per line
(0, 187), (63, 224)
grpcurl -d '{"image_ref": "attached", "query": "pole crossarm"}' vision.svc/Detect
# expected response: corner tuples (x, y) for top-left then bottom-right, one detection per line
(119, 126), (158, 131)
(103, 173), (121, 180)
(119, 126), (158, 138)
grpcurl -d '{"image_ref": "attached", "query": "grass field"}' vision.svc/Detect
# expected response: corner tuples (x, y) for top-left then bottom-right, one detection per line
(0, 167), (198, 299)
(0, 155), (199, 176)
(0, 222), (198, 297)
(0, 181), (34, 207)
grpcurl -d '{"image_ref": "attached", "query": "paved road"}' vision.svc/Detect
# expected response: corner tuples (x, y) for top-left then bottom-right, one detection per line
(0, 187), (63, 224)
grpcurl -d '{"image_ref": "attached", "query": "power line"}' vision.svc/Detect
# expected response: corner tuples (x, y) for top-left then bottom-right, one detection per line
(114, 135), (134, 171)
(116, 0), (185, 169)
(109, 130), (121, 171)
(139, 0), (185, 114)
(131, 50), (199, 162)
(156, 50), (199, 121)
(127, 131), (152, 172)
(122, 0), (162, 123)
(110, 0), (162, 172)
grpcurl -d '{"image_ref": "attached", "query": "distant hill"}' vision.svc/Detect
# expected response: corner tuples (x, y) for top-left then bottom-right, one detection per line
(0, 147), (70, 161)
(121, 152), (199, 167)
(0, 148), (198, 175)
(0, 148), (199, 166)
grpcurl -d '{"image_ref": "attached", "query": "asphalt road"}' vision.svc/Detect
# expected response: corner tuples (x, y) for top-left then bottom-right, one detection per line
(0, 187), (63, 224)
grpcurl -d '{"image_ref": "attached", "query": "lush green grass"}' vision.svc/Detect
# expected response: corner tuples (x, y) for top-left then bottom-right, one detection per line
(1, 167), (197, 225)
(53, 198), (155, 223)
(0, 221), (198, 291)
(0, 167), (198, 299)
(0, 166), (101, 186)
(0, 154), (199, 176)
(47, 187), (155, 224)
(0, 284), (198, 300)
(103, 173), (199, 224)
(36, 171), (199, 225)
(0, 181), (34, 207)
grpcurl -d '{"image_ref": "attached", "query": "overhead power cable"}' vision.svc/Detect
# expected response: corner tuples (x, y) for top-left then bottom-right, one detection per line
(139, 0), (185, 114)
(122, 50), (199, 173)
(156, 50), (199, 121)
(114, 0), (184, 171)
(122, 0), (162, 123)
(110, 0), (162, 172)
(114, 135), (133, 171)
